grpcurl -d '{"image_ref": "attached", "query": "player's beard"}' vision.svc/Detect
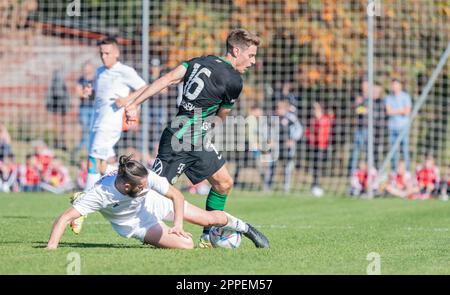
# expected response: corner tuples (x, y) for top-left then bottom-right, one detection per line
(128, 188), (149, 198)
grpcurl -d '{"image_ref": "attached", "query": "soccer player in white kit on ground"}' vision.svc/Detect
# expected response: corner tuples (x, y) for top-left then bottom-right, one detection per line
(70, 36), (147, 234)
(47, 155), (269, 249)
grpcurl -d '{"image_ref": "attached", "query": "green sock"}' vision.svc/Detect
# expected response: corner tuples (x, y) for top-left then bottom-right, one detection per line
(203, 189), (228, 235)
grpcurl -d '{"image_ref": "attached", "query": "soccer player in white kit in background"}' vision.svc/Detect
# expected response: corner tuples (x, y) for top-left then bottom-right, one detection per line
(70, 36), (147, 234)
(47, 155), (269, 249)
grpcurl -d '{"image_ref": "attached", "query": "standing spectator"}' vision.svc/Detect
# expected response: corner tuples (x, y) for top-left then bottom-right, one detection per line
(46, 69), (70, 151)
(264, 99), (303, 192)
(280, 82), (298, 114)
(0, 123), (13, 160)
(305, 102), (333, 197)
(349, 160), (378, 197)
(349, 80), (369, 175)
(74, 61), (96, 158)
(373, 83), (387, 169)
(385, 79), (412, 171)
(415, 154), (440, 199)
(384, 160), (418, 199)
(234, 104), (265, 189)
(0, 155), (19, 192)
(439, 164), (450, 201)
(19, 154), (41, 192)
(40, 158), (73, 194)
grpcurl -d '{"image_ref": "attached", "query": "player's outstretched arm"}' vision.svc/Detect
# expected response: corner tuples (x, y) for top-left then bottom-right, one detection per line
(115, 85), (149, 108)
(164, 185), (192, 239)
(127, 64), (187, 109)
(216, 107), (233, 121)
(46, 207), (81, 250)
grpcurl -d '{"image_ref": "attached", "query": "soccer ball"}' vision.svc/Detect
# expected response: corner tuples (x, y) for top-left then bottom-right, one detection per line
(209, 226), (242, 249)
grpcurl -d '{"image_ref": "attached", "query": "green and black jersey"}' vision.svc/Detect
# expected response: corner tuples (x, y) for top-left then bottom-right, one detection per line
(167, 55), (243, 143)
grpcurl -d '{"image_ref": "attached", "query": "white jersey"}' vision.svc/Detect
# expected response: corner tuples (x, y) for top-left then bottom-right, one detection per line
(92, 62), (146, 132)
(72, 170), (177, 241)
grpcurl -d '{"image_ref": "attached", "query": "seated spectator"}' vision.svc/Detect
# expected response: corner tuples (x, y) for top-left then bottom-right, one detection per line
(415, 155), (440, 200)
(384, 160), (419, 199)
(32, 140), (54, 176)
(0, 123), (13, 161)
(349, 160), (378, 197)
(439, 164), (449, 201)
(19, 154), (41, 192)
(40, 158), (73, 194)
(76, 159), (88, 190)
(0, 155), (19, 192)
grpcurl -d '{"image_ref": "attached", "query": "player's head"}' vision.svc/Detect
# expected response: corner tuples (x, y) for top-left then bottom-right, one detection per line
(226, 28), (260, 74)
(117, 155), (149, 198)
(98, 36), (120, 68)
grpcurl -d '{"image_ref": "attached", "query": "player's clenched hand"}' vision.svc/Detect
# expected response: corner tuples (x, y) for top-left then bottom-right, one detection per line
(168, 226), (192, 239)
(125, 105), (139, 121)
(45, 244), (58, 250)
(115, 96), (129, 108)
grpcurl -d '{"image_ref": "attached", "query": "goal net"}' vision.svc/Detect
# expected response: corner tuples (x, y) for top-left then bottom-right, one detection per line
(0, 0), (448, 195)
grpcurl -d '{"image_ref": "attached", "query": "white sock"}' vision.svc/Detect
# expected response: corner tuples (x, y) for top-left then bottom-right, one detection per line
(84, 172), (101, 192)
(223, 213), (249, 233)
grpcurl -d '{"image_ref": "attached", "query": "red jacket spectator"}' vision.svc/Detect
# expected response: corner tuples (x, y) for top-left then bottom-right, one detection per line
(20, 162), (40, 186)
(416, 166), (439, 188)
(306, 113), (333, 149)
(35, 151), (53, 175)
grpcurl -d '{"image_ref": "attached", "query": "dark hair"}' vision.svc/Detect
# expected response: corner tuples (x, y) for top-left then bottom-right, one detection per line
(97, 36), (119, 47)
(226, 28), (260, 53)
(117, 155), (148, 185)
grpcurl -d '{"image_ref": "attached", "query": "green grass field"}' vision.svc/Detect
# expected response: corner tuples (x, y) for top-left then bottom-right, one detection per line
(1, 191), (450, 274)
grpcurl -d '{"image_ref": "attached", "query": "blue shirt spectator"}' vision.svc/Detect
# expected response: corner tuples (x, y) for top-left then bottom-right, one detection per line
(385, 79), (412, 171)
(385, 90), (411, 131)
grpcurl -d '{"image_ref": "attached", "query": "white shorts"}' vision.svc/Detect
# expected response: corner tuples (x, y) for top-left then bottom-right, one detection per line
(88, 129), (121, 160)
(111, 190), (188, 242)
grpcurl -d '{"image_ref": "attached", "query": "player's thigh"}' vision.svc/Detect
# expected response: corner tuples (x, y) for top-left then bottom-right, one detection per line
(143, 222), (194, 249)
(152, 130), (195, 184)
(152, 153), (194, 185)
(185, 148), (227, 186)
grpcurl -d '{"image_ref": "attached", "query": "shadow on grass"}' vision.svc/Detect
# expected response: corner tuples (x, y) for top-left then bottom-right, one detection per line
(31, 241), (150, 249)
(1, 216), (32, 219)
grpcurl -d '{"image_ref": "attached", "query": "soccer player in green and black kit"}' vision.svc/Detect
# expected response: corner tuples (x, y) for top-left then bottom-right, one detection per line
(116, 29), (268, 248)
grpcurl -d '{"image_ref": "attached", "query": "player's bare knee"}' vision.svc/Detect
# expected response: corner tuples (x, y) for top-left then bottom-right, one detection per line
(178, 237), (194, 249)
(214, 177), (233, 194)
(223, 177), (234, 192)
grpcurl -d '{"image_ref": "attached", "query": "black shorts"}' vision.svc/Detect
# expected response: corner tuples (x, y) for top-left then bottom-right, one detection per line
(152, 128), (226, 185)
